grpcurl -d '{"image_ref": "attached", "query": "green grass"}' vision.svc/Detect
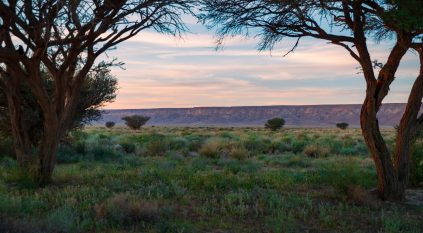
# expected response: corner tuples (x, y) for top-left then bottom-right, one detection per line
(0, 127), (422, 232)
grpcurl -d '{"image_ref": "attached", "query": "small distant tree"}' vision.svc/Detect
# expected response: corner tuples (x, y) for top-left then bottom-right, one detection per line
(122, 115), (150, 130)
(265, 117), (285, 131)
(105, 122), (116, 129)
(336, 123), (349, 130)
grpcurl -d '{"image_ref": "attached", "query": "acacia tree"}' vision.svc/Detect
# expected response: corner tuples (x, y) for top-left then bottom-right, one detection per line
(200, 0), (423, 201)
(122, 115), (150, 130)
(0, 0), (192, 186)
(265, 117), (285, 131)
(0, 67), (118, 144)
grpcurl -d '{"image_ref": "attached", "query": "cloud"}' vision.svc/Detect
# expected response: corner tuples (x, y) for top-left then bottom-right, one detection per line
(101, 24), (420, 109)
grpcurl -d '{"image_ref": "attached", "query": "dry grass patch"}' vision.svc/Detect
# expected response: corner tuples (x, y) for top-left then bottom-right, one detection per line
(94, 193), (160, 226)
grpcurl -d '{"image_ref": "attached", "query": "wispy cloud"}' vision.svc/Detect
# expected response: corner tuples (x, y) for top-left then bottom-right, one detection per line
(102, 24), (420, 109)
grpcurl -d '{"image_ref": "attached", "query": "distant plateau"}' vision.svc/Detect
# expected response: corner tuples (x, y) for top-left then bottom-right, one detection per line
(93, 103), (416, 127)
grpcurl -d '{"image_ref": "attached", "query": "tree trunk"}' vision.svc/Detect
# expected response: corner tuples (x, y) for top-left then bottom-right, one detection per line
(361, 51), (423, 201)
(360, 97), (399, 200)
(5, 83), (61, 185)
(35, 107), (61, 186)
(355, 34), (414, 201)
(393, 51), (423, 198)
(3, 77), (32, 168)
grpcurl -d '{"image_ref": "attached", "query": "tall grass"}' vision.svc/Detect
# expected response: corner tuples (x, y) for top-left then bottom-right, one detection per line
(0, 127), (421, 233)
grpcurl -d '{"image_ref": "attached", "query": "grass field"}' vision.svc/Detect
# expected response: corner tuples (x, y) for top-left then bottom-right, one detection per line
(0, 127), (422, 232)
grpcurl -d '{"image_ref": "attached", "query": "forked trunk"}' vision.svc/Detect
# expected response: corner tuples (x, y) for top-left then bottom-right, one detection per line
(35, 110), (61, 186)
(360, 97), (400, 200)
(361, 56), (423, 201)
(5, 81), (61, 185)
(355, 35), (417, 201)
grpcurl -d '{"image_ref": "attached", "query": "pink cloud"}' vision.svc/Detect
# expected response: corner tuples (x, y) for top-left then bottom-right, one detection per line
(101, 27), (420, 109)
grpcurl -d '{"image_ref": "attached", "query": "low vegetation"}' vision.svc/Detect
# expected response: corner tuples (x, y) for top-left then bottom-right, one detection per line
(0, 127), (421, 232)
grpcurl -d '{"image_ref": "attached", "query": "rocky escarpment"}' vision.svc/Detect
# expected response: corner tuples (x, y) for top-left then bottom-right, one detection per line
(95, 103), (412, 127)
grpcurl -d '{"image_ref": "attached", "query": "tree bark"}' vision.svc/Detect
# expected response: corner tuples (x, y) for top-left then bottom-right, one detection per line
(1, 74), (32, 169)
(393, 50), (423, 198)
(360, 96), (399, 200)
(356, 33), (413, 201)
(393, 78), (422, 199)
(36, 115), (60, 186)
(360, 48), (423, 201)
(1, 65), (62, 186)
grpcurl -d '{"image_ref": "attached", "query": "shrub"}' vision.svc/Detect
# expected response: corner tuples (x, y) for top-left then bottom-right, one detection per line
(44, 204), (78, 233)
(119, 140), (136, 154)
(199, 138), (224, 158)
(410, 139), (423, 187)
(228, 146), (249, 160)
(270, 140), (291, 154)
(336, 122), (349, 130)
(291, 140), (306, 154)
(73, 140), (86, 154)
(145, 140), (166, 157)
(105, 121), (115, 129)
(339, 147), (357, 156)
(303, 144), (330, 158)
(144, 134), (169, 157)
(57, 145), (81, 163)
(90, 146), (119, 161)
(168, 137), (189, 151)
(122, 115), (150, 130)
(241, 135), (272, 154)
(265, 117), (285, 131)
(94, 193), (160, 226)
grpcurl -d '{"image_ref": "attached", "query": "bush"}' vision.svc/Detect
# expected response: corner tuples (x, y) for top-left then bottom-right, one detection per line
(57, 145), (82, 163)
(105, 121), (115, 129)
(336, 122), (349, 130)
(228, 146), (249, 160)
(303, 144), (330, 158)
(270, 140), (292, 154)
(43, 204), (78, 233)
(185, 134), (206, 151)
(168, 137), (189, 151)
(144, 134), (169, 157)
(119, 139), (136, 154)
(122, 115), (150, 130)
(0, 68), (118, 146)
(241, 135), (272, 154)
(199, 138), (223, 158)
(291, 140), (306, 154)
(265, 117), (285, 131)
(410, 140), (423, 187)
(94, 193), (160, 226)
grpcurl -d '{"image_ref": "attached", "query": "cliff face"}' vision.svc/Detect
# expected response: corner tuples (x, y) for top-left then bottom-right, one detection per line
(95, 103), (412, 127)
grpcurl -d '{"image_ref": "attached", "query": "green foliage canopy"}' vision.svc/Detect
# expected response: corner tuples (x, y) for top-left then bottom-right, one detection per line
(0, 67), (117, 145)
(122, 115), (151, 130)
(336, 122), (349, 130)
(265, 117), (285, 131)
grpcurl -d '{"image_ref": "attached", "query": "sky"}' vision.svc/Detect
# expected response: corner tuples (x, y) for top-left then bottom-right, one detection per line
(104, 16), (420, 110)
